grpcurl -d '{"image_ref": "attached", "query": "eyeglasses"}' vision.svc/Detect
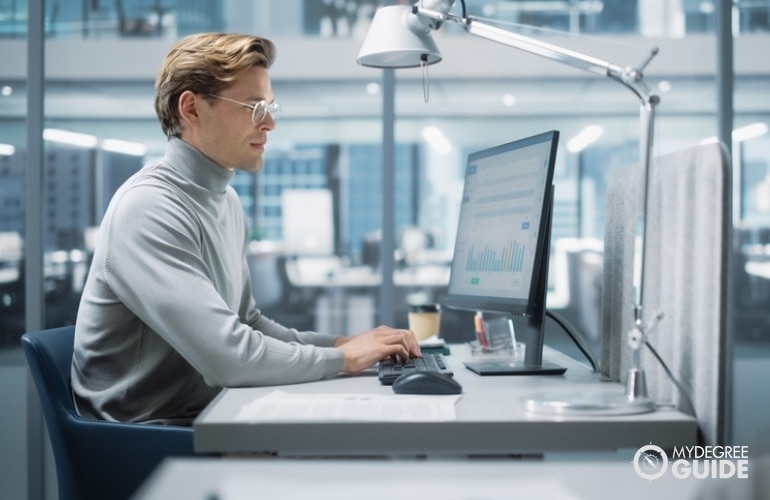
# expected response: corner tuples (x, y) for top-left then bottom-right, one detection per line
(208, 94), (282, 125)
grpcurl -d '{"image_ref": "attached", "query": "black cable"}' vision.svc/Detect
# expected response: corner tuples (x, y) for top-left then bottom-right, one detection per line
(545, 309), (600, 372)
(644, 340), (698, 420)
(545, 308), (701, 436)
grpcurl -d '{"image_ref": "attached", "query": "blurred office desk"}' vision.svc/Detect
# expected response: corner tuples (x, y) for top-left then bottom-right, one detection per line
(285, 258), (451, 289)
(193, 346), (697, 456)
(285, 258), (451, 333)
(133, 456), (720, 500)
(745, 260), (770, 280)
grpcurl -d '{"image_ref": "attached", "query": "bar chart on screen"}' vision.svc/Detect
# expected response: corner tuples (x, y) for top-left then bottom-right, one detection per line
(451, 148), (547, 296)
(465, 240), (526, 273)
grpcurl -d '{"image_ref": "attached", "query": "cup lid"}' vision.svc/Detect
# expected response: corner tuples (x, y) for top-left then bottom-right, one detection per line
(409, 303), (440, 313)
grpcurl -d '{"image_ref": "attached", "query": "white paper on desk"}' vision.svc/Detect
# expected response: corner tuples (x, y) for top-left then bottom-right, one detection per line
(419, 335), (446, 347)
(235, 390), (460, 422)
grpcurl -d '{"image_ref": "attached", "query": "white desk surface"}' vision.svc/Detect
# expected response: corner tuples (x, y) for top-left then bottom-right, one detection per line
(193, 346), (697, 456)
(133, 456), (739, 500)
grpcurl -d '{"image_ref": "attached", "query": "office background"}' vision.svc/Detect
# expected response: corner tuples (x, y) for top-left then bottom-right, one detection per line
(1, 1), (769, 499)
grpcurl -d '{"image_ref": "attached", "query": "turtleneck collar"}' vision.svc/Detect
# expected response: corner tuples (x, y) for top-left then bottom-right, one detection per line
(163, 137), (234, 194)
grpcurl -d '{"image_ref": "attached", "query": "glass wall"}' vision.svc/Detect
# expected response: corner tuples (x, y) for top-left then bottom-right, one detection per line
(0, 0), (768, 343)
(0, 0), (770, 338)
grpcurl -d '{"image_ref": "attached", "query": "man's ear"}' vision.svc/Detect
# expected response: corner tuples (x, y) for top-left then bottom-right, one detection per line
(178, 90), (200, 127)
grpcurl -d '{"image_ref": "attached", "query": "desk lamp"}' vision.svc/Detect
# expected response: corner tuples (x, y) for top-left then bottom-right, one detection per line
(356, 0), (659, 415)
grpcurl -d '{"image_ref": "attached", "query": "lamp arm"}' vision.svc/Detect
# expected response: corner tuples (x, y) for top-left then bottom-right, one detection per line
(634, 100), (657, 326)
(464, 14), (660, 333)
(414, 7), (659, 107)
(414, 4), (662, 363)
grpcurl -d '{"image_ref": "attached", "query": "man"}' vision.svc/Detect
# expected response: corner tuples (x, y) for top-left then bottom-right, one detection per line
(72, 33), (420, 425)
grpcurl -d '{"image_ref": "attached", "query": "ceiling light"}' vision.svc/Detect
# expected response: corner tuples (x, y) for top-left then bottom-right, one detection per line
(0, 143), (15, 156)
(43, 128), (98, 148)
(567, 125), (603, 153)
(102, 138), (148, 156)
(733, 122), (769, 142)
(422, 126), (451, 154)
(699, 1), (715, 14)
(502, 94), (516, 107)
(366, 82), (381, 95)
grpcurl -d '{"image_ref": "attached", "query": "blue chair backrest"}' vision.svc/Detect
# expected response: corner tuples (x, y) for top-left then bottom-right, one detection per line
(22, 325), (197, 500)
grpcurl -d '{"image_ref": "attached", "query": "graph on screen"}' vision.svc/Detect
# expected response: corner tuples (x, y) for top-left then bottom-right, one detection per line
(445, 130), (562, 374)
(465, 239), (526, 273)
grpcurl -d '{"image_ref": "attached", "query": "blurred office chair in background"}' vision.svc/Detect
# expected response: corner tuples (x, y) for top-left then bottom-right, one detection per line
(602, 142), (732, 445)
(361, 230), (382, 268)
(247, 241), (318, 331)
(22, 326), (198, 500)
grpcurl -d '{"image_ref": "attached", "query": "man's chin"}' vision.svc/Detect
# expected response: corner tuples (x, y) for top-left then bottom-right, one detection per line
(237, 161), (263, 173)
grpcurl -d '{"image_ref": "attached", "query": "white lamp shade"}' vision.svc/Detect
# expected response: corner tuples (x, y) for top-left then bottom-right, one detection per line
(356, 5), (442, 69)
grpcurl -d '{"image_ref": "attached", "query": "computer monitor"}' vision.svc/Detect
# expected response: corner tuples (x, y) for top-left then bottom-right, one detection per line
(444, 130), (566, 375)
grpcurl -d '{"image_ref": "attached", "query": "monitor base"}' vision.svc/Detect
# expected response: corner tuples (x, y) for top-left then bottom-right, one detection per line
(463, 360), (566, 376)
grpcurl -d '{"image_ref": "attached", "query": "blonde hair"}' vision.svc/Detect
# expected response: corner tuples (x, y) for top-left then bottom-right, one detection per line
(154, 32), (276, 138)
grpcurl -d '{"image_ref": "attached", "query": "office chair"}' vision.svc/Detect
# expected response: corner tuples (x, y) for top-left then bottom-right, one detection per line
(21, 325), (198, 500)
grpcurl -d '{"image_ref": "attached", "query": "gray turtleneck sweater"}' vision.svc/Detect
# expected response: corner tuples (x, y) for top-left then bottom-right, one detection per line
(72, 138), (344, 425)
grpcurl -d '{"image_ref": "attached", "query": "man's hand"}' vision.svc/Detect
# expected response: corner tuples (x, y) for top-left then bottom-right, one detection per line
(335, 325), (421, 373)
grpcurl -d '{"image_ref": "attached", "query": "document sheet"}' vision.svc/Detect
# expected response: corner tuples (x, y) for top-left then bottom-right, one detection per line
(234, 390), (460, 422)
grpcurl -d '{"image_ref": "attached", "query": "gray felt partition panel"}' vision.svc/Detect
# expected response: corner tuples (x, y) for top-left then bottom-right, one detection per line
(601, 142), (732, 445)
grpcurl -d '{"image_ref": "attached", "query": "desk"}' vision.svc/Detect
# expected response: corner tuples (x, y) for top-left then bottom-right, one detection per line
(745, 260), (770, 280)
(133, 456), (735, 500)
(193, 346), (697, 456)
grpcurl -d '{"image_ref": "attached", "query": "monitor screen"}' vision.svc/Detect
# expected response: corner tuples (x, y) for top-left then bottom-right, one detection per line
(444, 131), (564, 374)
(445, 130), (559, 315)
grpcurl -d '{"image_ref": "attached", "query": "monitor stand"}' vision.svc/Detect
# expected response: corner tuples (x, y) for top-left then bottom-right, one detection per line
(463, 186), (566, 376)
(463, 360), (566, 376)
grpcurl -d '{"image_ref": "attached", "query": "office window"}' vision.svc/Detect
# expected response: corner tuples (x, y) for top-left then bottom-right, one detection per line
(5, 0), (770, 39)
(255, 145), (330, 242)
(342, 143), (417, 263)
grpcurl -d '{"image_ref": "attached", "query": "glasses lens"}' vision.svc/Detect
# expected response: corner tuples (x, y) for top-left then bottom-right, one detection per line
(251, 101), (281, 125)
(267, 102), (281, 120)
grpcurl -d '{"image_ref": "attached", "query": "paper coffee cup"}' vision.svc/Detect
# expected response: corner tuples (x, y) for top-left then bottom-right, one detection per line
(408, 304), (441, 341)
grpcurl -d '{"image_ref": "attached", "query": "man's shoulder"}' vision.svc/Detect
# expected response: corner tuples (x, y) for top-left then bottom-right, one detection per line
(106, 169), (197, 233)
(115, 164), (186, 204)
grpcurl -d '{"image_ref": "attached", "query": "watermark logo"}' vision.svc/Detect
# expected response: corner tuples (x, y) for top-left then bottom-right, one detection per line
(632, 443), (750, 480)
(633, 444), (669, 480)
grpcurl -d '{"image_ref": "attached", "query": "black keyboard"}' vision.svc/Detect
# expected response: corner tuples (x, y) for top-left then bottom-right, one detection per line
(378, 353), (453, 386)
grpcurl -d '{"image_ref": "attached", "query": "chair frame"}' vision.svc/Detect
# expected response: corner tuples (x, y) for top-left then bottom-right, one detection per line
(22, 325), (197, 500)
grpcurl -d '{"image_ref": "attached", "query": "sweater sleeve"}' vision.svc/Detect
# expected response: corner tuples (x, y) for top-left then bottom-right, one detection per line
(237, 252), (339, 348)
(103, 182), (344, 387)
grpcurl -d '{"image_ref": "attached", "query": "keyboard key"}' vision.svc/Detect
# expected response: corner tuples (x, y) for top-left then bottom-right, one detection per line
(378, 353), (453, 385)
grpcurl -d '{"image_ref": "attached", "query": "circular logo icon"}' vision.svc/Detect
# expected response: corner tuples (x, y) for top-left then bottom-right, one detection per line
(633, 444), (669, 480)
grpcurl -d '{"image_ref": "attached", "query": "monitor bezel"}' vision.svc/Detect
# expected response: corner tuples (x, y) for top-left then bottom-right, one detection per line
(443, 130), (560, 318)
